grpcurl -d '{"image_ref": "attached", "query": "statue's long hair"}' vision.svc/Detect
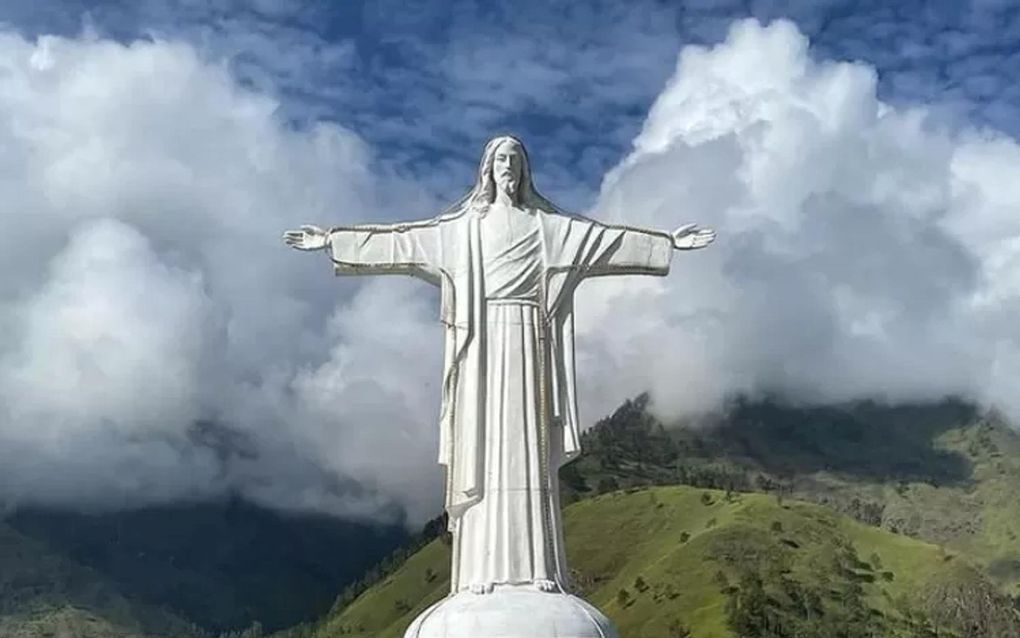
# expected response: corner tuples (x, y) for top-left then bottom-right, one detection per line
(437, 135), (563, 219)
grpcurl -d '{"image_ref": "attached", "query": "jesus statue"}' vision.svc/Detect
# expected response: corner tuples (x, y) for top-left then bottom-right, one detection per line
(284, 135), (714, 630)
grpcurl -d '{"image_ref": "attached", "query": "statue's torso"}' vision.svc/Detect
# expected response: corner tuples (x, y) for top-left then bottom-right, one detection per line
(480, 204), (543, 301)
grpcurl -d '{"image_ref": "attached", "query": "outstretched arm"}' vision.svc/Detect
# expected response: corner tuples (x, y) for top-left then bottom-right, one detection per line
(282, 221), (442, 284)
(586, 225), (673, 277)
(565, 219), (715, 278)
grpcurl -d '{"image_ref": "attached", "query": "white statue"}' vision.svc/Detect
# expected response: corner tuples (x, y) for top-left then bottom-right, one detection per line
(284, 135), (714, 637)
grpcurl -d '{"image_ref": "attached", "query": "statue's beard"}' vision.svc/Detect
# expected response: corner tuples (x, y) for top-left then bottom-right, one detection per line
(496, 173), (519, 197)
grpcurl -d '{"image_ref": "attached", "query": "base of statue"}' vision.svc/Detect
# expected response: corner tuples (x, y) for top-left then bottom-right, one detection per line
(404, 587), (619, 638)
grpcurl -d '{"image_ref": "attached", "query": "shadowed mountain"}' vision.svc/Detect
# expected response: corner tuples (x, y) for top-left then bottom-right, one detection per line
(5, 498), (408, 634)
(575, 394), (975, 490)
(701, 397), (975, 484)
(0, 519), (206, 638)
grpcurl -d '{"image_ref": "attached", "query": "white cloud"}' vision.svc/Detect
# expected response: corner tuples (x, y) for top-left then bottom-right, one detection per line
(2, 219), (211, 439)
(576, 19), (1020, 427)
(0, 30), (443, 523)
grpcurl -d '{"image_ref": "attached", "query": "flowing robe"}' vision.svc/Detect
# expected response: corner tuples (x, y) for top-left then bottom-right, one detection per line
(326, 207), (673, 591)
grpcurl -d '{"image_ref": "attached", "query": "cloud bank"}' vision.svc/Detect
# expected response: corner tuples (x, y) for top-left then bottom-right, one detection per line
(1, 18), (1019, 525)
(579, 19), (1020, 426)
(0, 31), (444, 523)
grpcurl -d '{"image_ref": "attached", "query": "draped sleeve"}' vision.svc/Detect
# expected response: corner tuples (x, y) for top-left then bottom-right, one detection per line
(545, 215), (673, 278)
(326, 221), (443, 285)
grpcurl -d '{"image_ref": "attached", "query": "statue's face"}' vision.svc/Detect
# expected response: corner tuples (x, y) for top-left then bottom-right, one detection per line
(492, 141), (522, 197)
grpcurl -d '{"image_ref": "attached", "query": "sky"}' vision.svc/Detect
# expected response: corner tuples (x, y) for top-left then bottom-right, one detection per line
(0, 0), (1019, 526)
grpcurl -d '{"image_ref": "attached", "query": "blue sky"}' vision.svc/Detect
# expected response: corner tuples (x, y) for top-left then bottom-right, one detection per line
(2, 1), (1020, 522)
(5, 0), (1019, 211)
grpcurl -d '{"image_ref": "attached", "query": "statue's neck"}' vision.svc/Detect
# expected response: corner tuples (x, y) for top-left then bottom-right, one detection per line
(484, 201), (531, 219)
(493, 187), (519, 208)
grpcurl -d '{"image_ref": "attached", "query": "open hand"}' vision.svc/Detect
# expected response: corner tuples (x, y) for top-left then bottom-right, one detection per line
(282, 225), (329, 251)
(672, 224), (716, 250)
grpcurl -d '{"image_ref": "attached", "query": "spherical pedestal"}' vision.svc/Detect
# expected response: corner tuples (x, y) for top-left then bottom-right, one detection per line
(404, 588), (619, 638)
(401, 587), (616, 636)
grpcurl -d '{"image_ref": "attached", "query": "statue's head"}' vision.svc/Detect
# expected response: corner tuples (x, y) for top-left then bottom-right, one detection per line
(469, 135), (538, 209)
(436, 134), (561, 219)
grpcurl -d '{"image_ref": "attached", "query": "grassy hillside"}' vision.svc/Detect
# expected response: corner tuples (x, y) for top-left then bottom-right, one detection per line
(570, 396), (1020, 596)
(0, 520), (205, 638)
(277, 397), (1020, 638)
(282, 486), (1020, 638)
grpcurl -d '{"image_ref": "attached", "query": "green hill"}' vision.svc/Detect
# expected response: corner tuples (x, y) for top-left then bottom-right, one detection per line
(282, 486), (1020, 638)
(570, 396), (1020, 596)
(277, 397), (1020, 638)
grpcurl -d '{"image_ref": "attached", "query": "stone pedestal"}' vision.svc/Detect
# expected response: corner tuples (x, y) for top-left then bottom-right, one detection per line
(404, 588), (619, 638)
